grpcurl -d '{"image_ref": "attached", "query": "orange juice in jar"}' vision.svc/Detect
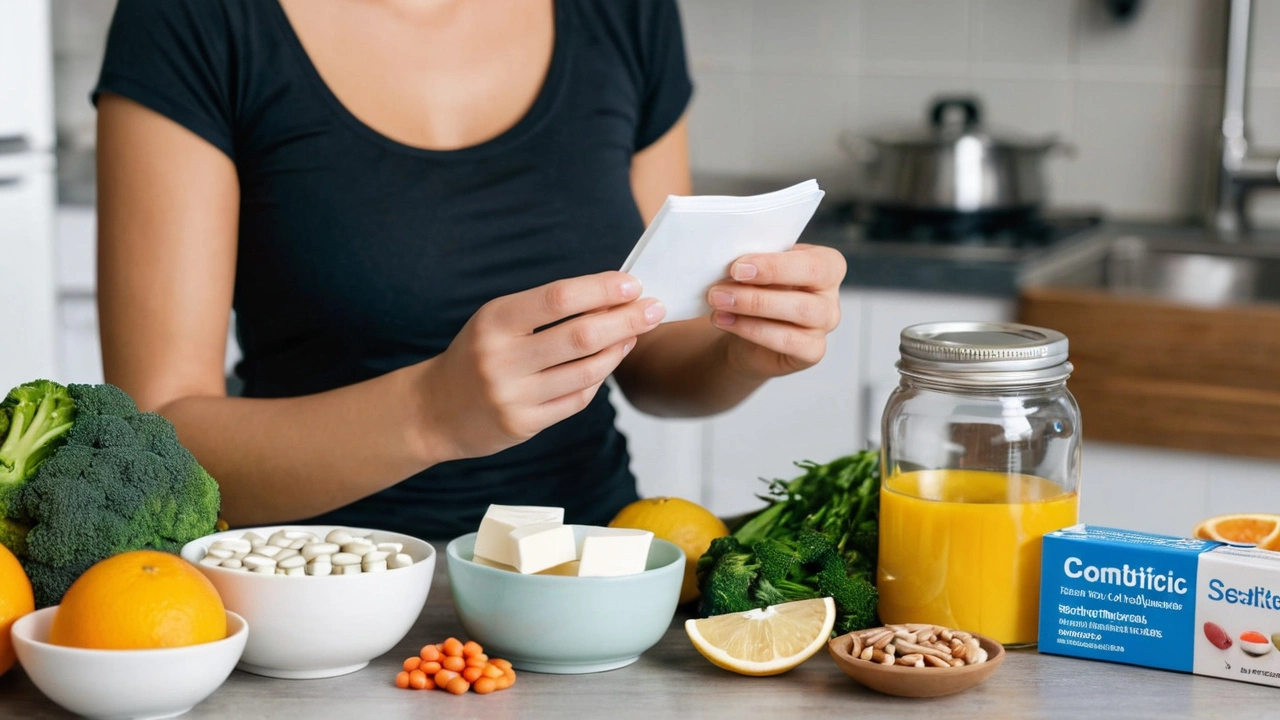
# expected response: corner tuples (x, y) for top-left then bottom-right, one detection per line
(878, 323), (1081, 647)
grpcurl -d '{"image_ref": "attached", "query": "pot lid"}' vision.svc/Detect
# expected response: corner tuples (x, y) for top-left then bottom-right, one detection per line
(870, 96), (1059, 151)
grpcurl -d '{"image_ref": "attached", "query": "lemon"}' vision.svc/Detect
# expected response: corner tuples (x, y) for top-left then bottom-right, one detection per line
(609, 497), (729, 604)
(684, 597), (836, 676)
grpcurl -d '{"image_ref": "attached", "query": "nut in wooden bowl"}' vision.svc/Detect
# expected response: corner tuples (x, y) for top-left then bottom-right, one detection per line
(827, 624), (1005, 698)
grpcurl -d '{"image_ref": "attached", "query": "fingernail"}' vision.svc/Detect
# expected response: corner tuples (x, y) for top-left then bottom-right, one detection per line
(731, 263), (757, 281)
(620, 280), (641, 298)
(622, 339), (636, 357)
(710, 290), (735, 308)
(644, 301), (666, 324)
(712, 311), (736, 326)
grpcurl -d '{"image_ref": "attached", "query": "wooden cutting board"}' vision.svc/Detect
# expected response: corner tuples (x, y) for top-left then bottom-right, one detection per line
(1018, 285), (1280, 460)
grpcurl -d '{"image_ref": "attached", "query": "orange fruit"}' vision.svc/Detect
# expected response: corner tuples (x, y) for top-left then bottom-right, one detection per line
(49, 550), (226, 650)
(0, 543), (35, 676)
(609, 496), (729, 604)
(1193, 513), (1280, 550)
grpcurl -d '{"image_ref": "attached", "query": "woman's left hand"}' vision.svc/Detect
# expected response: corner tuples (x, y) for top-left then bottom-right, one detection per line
(706, 243), (848, 380)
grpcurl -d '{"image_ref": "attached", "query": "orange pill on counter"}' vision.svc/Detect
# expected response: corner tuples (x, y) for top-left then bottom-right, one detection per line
(493, 674), (512, 690)
(442, 655), (466, 672)
(408, 670), (429, 690)
(442, 638), (464, 657)
(420, 645), (441, 662)
(473, 677), (497, 695)
(482, 664), (504, 679)
(435, 669), (459, 687)
(445, 676), (470, 695)
(490, 658), (512, 671)
(466, 655), (488, 668)
(420, 661), (441, 675)
(462, 640), (484, 658)
(462, 666), (484, 683)
(395, 671), (410, 689)
(403, 657), (421, 672)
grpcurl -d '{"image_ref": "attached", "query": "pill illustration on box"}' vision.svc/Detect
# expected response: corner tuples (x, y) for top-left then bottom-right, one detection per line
(1204, 622), (1232, 650)
(1239, 631), (1272, 656)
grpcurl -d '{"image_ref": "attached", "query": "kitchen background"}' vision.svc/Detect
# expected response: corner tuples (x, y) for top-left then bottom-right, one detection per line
(4, 0), (1280, 536)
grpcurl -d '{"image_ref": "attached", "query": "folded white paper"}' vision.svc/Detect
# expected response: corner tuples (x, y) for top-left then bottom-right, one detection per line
(619, 180), (825, 323)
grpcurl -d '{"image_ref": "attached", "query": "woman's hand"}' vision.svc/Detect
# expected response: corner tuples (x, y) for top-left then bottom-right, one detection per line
(705, 243), (847, 381)
(417, 271), (665, 462)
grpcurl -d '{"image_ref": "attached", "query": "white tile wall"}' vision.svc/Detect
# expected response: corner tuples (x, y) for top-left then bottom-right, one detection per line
(676, 0), (1280, 225)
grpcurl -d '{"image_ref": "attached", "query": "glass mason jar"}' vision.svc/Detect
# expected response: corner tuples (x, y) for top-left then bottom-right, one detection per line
(877, 321), (1081, 647)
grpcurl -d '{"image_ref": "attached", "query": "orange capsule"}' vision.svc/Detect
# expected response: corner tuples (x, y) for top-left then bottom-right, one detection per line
(394, 671), (410, 689)
(473, 677), (497, 695)
(462, 666), (484, 683)
(445, 676), (470, 695)
(408, 670), (429, 690)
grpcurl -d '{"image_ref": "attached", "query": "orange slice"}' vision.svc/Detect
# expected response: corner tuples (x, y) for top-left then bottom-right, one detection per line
(1193, 513), (1280, 550)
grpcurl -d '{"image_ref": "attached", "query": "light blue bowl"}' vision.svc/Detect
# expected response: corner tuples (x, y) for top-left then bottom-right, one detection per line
(445, 528), (684, 674)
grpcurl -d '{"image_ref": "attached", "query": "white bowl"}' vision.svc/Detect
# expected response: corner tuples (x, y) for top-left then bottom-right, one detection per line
(180, 525), (435, 679)
(11, 607), (248, 720)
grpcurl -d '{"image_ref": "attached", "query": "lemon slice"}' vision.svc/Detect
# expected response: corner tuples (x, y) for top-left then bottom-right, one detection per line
(684, 597), (836, 676)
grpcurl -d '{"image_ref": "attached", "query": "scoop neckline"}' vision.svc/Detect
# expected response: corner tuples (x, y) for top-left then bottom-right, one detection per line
(267, 0), (570, 160)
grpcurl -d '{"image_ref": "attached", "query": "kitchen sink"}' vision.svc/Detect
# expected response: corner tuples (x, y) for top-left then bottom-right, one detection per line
(1020, 228), (1280, 307)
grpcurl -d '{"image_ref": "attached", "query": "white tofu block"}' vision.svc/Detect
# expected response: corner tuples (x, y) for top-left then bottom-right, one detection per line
(577, 527), (654, 577)
(509, 522), (577, 575)
(473, 504), (565, 567)
(537, 560), (581, 577)
(471, 554), (518, 572)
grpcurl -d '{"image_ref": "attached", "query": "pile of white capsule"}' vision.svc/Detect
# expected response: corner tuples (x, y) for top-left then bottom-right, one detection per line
(198, 528), (415, 576)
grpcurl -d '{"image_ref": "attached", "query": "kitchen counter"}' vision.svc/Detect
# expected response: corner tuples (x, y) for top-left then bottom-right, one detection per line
(2, 546), (1274, 719)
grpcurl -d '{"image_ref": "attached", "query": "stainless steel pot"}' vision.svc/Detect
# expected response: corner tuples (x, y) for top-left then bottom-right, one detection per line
(840, 96), (1072, 217)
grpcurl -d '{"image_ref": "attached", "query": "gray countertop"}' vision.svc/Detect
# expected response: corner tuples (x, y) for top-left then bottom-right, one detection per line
(3, 544), (1275, 719)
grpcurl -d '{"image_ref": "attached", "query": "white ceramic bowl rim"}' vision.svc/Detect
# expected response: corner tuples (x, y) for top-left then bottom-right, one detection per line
(180, 525), (436, 580)
(446, 531), (684, 582)
(12, 607), (249, 656)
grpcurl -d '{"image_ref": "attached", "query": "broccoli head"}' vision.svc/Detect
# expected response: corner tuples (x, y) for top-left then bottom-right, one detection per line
(697, 536), (761, 617)
(0, 380), (76, 555)
(10, 384), (221, 607)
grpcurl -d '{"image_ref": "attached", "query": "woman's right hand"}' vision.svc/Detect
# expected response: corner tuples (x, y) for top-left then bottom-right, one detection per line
(417, 271), (666, 462)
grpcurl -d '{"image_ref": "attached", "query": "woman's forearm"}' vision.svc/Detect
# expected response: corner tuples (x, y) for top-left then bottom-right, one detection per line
(613, 320), (766, 418)
(156, 363), (441, 526)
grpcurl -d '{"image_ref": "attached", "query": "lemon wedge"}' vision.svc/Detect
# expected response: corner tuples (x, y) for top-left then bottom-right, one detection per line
(684, 597), (836, 676)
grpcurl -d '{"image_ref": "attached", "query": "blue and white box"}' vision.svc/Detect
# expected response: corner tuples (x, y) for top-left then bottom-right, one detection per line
(1039, 524), (1280, 689)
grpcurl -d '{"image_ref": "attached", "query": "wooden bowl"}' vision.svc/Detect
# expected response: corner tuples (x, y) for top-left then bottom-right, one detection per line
(827, 629), (1005, 698)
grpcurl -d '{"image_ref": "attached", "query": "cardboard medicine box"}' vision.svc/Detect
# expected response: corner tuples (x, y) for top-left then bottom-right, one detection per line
(1039, 524), (1280, 688)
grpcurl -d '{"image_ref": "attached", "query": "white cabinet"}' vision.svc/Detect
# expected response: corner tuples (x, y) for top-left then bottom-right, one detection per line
(0, 152), (57, 386)
(609, 382), (706, 504)
(0, 0), (54, 151)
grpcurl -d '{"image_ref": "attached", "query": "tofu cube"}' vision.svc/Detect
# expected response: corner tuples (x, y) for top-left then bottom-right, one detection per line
(509, 522), (578, 574)
(577, 526), (654, 577)
(473, 504), (565, 567)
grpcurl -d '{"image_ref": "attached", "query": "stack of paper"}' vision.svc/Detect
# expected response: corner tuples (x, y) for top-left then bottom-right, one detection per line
(619, 180), (825, 323)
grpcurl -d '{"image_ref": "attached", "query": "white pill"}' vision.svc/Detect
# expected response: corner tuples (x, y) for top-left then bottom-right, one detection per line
(278, 555), (305, 570)
(362, 551), (390, 572)
(326, 529), (353, 545)
(388, 553), (413, 569)
(199, 555), (223, 567)
(289, 538), (308, 550)
(221, 558), (243, 569)
(341, 541), (374, 557)
(251, 564), (276, 575)
(302, 542), (340, 561)
(334, 564), (362, 576)
(330, 552), (362, 567)
(212, 539), (251, 554)
(275, 548), (300, 562)
(376, 542), (404, 554)
(243, 555), (276, 570)
(285, 566), (306, 577)
(269, 538), (293, 548)
(256, 545), (282, 558)
(206, 548), (234, 560)
(306, 562), (332, 577)
(242, 531), (267, 546)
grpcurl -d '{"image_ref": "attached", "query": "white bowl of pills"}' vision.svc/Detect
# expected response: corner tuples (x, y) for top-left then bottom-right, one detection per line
(180, 525), (435, 679)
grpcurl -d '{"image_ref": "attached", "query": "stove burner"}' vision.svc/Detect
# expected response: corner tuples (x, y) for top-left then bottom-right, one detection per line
(844, 204), (1103, 248)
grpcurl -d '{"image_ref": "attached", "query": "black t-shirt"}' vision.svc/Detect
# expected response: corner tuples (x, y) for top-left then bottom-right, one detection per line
(93, 0), (694, 539)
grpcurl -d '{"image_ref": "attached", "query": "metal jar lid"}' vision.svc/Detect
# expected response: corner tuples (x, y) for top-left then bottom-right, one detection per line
(897, 321), (1072, 387)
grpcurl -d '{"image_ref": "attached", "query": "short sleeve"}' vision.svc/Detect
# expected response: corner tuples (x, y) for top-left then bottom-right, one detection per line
(92, 0), (237, 160)
(633, 0), (694, 151)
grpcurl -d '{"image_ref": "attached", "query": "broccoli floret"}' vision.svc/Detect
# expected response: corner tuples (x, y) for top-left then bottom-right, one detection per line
(753, 576), (819, 606)
(0, 380), (76, 555)
(697, 536), (761, 617)
(10, 384), (221, 607)
(813, 549), (880, 633)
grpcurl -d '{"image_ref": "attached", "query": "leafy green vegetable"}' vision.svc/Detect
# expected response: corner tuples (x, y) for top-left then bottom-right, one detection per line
(0, 381), (222, 607)
(695, 451), (882, 634)
(0, 380), (76, 553)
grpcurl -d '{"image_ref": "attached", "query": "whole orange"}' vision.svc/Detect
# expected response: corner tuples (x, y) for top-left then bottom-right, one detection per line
(609, 497), (729, 604)
(0, 543), (35, 676)
(49, 550), (226, 650)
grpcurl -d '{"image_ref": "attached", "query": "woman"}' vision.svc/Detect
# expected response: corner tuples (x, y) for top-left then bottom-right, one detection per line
(93, 0), (847, 538)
